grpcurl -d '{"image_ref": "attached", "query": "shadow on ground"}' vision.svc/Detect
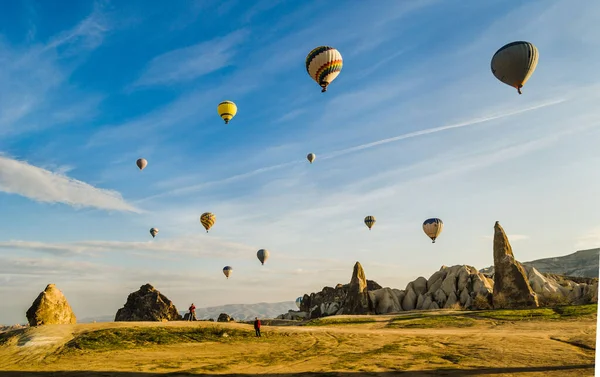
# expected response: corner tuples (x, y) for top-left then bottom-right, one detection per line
(0, 364), (595, 377)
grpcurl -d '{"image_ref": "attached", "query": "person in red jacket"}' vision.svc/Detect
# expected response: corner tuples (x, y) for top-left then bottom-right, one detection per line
(253, 317), (261, 337)
(188, 303), (196, 321)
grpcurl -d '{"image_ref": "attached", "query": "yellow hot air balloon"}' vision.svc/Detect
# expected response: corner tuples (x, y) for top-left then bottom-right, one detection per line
(136, 158), (147, 171)
(223, 266), (233, 279)
(217, 100), (237, 124)
(305, 46), (343, 93)
(364, 216), (376, 230)
(307, 153), (316, 164)
(423, 218), (443, 243)
(200, 212), (216, 233)
(491, 41), (539, 95)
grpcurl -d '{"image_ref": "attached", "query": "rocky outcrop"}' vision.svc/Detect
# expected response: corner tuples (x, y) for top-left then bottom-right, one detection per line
(492, 222), (539, 309)
(26, 284), (77, 326)
(297, 262), (379, 319)
(217, 313), (234, 322)
(115, 283), (181, 322)
(483, 265), (598, 305)
(341, 262), (371, 314)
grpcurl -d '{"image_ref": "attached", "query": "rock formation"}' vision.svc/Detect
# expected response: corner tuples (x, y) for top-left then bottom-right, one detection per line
(482, 265), (598, 306)
(217, 313), (234, 322)
(341, 262), (371, 314)
(291, 262), (379, 319)
(26, 284), (77, 326)
(115, 283), (182, 322)
(492, 221), (539, 309)
(277, 222), (597, 320)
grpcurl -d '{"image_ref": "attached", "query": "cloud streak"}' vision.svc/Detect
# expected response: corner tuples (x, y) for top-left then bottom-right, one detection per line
(138, 98), (566, 202)
(132, 29), (249, 88)
(0, 155), (140, 213)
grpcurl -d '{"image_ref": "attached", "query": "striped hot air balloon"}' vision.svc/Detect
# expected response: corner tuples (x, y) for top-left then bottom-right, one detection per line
(305, 46), (343, 93)
(217, 100), (237, 124)
(200, 212), (216, 233)
(491, 41), (539, 95)
(364, 216), (376, 230)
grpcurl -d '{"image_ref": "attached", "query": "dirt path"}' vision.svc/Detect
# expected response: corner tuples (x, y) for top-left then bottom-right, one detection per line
(0, 317), (595, 377)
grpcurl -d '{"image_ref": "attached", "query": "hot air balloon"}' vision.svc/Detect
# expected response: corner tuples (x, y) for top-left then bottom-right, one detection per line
(423, 218), (443, 243)
(364, 215), (376, 230)
(295, 297), (302, 309)
(223, 266), (233, 279)
(149, 227), (159, 238)
(491, 41), (539, 95)
(136, 158), (147, 171)
(305, 46), (343, 93)
(200, 212), (216, 233)
(257, 249), (270, 265)
(307, 153), (316, 164)
(217, 100), (237, 124)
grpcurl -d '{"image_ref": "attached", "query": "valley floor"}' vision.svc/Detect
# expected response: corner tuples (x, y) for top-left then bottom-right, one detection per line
(0, 305), (597, 377)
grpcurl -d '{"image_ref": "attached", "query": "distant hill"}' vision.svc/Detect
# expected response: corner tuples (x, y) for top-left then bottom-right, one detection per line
(480, 248), (599, 278)
(78, 301), (297, 323)
(187, 301), (297, 321)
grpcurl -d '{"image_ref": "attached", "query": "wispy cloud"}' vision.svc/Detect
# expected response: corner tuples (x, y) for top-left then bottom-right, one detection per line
(131, 29), (249, 88)
(138, 98), (566, 202)
(0, 2), (110, 137)
(0, 235), (253, 259)
(575, 226), (600, 249)
(0, 155), (139, 213)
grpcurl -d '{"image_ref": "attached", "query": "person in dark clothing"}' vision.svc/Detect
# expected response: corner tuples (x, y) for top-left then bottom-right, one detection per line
(188, 303), (196, 321)
(253, 317), (261, 337)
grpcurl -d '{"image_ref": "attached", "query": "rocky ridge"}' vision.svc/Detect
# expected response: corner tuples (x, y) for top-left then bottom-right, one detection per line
(278, 222), (598, 320)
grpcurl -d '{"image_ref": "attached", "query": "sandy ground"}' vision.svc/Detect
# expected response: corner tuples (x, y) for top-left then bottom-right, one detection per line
(0, 314), (596, 377)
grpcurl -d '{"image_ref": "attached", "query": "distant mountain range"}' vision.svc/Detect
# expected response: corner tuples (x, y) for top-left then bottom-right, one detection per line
(190, 301), (297, 321)
(78, 301), (297, 323)
(480, 248), (599, 278)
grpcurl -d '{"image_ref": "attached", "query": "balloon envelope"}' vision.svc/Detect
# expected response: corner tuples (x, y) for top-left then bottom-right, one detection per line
(200, 212), (216, 233)
(257, 249), (270, 265)
(491, 41), (539, 94)
(149, 227), (159, 238)
(422, 218), (443, 243)
(223, 266), (233, 279)
(305, 46), (343, 92)
(217, 100), (237, 124)
(307, 153), (316, 164)
(136, 158), (147, 170)
(364, 216), (376, 230)
(295, 297), (302, 309)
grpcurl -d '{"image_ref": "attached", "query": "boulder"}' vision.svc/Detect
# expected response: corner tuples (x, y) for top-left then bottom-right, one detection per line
(26, 284), (77, 326)
(369, 288), (401, 314)
(115, 283), (182, 322)
(492, 222), (539, 309)
(217, 313), (234, 322)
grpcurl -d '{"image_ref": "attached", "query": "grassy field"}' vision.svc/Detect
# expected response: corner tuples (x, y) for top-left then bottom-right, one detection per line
(0, 304), (596, 377)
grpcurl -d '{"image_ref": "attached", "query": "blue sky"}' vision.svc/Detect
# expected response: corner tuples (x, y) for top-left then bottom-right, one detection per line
(1, 0), (599, 324)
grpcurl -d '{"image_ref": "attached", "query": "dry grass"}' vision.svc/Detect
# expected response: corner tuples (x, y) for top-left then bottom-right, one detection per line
(0, 304), (596, 377)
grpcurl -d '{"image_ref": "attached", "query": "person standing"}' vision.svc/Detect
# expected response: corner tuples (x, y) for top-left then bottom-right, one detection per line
(188, 303), (196, 321)
(253, 317), (261, 337)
